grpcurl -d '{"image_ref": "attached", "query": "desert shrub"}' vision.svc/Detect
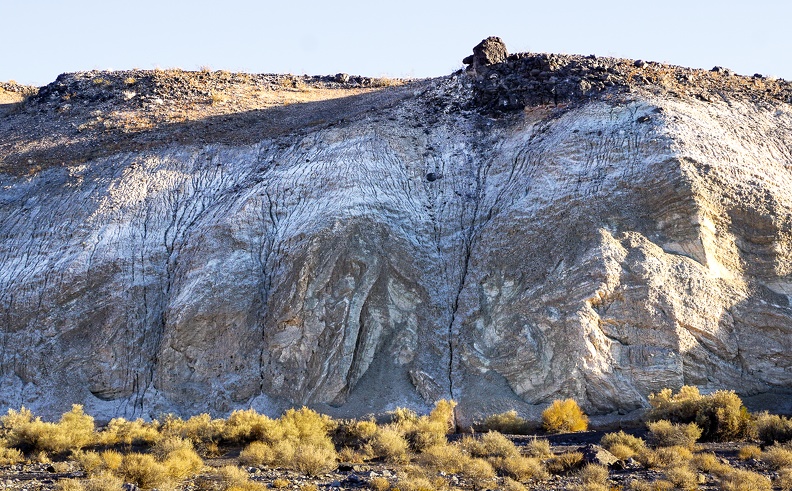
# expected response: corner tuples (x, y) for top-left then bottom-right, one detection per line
(388, 407), (418, 426)
(272, 478), (290, 489)
(502, 477), (527, 491)
(332, 419), (378, 449)
(55, 479), (86, 491)
(2, 405), (95, 453)
(600, 430), (646, 455)
(753, 411), (792, 446)
(120, 452), (169, 489)
(427, 399), (457, 433)
(646, 386), (750, 441)
(719, 469), (771, 491)
(217, 465), (251, 488)
(98, 418), (161, 447)
(541, 399), (588, 433)
(461, 456), (496, 481)
(395, 476), (434, 491)
(762, 443), (792, 469)
(0, 445), (24, 465)
(152, 436), (193, 459)
(460, 431), (519, 459)
(300, 485), (319, 491)
(83, 471), (124, 491)
(737, 444), (762, 460)
(480, 410), (531, 434)
(776, 467), (792, 491)
(101, 450), (123, 471)
(664, 465), (698, 489)
(292, 442), (337, 476)
(74, 450), (104, 475)
(494, 455), (548, 481)
(600, 431), (646, 460)
(369, 476), (391, 491)
(162, 413), (224, 444)
(405, 418), (447, 451)
(163, 445), (204, 481)
(277, 407), (337, 448)
(239, 441), (278, 467)
(579, 463), (609, 484)
(524, 436), (553, 458)
(546, 451), (584, 474)
(646, 445), (694, 469)
(418, 443), (468, 473)
(647, 420), (701, 448)
(627, 479), (675, 491)
(59, 405), (96, 449)
(691, 452), (731, 475)
(369, 426), (409, 463)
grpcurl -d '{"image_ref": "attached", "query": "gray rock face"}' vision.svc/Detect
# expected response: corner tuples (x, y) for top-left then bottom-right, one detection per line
(1, 57), (792, 423)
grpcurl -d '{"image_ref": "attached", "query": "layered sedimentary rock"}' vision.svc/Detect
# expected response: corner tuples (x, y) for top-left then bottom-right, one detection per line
(1, 51), (792, 422)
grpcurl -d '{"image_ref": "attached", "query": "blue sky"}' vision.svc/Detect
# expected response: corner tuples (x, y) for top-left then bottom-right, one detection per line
(3, 0), (790, 86)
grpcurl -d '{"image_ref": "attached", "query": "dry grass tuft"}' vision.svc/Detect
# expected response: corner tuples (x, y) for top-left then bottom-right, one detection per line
(761, 443), (792, 469)
(737, 444), (762, 460)
(546, 451), (584, 474)
(719, 468), (772, 491)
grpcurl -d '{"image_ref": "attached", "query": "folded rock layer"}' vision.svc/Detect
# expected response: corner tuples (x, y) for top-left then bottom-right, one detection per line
(1, 53), (791, 422)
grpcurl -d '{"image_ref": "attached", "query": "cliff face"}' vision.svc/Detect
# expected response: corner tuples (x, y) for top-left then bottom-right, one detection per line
(1, 54), (792, 423)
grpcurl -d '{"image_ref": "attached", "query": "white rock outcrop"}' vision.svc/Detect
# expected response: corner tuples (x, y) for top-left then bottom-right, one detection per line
(1, 59), (792, 422)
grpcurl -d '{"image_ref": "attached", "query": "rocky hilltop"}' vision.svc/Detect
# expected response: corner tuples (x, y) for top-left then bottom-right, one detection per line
(2, 39), (792, 425)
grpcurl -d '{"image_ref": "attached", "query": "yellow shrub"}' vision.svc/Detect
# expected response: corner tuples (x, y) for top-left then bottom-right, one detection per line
(480, 410), (531, 434)
(73, 450), (104, 476)
(418, 443), (467, 473)
(369, 426), (409, 463)
(99, 418), (161, 446)
(164, 446), (204, 481)
(406, 419), (447, 451)
(239, 441), (277, 467)
(369, 476), (391, 491)
(546, 451), (584, 474)
(647, 420), (701, 448)
(120, 453), (169, 489)
(762, 443), (792, 469)
(690, 452), (730, 475)
(664, 466), (697, 489)
(0, 445), (24, 465)
(461, 457), (495, 481)
(2, 405), (95, 453)
(464, 431), (519, 459)
(217, 464), (251, 487)
(291, 442), (337, 476)
(162, 413), (224, 443)
(101, 450), (123, 471)
(737, 444), (762, 460)
(427, 399), (457, 433)
(272, 478), (290, 489)
(83, 471), (124, 491)
(719, 469), (771, 491)
(776, 467), (792, 491)
(523, 436), (553, 458)
(502, 477), (527, 491)
(753, 411), (792, 446)
(395, 476), (434, 491)
(541, 399), (588, 433)
(647, 386), (750, 441)
(55, 479), (85, 491)
(493, 455), (548, 481)
(578, 463), (609, 486)
(600, 430), (646, 454)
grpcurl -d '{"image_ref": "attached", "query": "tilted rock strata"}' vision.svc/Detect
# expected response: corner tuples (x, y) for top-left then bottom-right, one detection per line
(1, 56), (792, 422)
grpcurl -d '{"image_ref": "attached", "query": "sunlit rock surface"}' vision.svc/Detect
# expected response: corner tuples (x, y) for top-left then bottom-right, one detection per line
(1, 54), (792, 422)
